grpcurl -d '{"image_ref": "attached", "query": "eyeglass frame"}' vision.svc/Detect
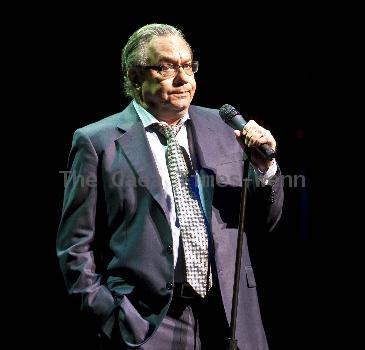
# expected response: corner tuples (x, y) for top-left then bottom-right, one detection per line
(138, 61), (199, 78)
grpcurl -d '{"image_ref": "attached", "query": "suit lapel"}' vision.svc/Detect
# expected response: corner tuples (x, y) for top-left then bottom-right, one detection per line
(188, 107), (221, 173)
(189, 107), (244, 292)
(116, 103), (171, 226)
(189, 106), (244, 182)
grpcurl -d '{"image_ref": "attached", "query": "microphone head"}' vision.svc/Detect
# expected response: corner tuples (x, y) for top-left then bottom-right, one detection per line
(219, 104), (240, 122)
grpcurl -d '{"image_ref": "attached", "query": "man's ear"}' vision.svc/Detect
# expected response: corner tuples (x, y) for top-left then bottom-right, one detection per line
(128, 68), (143, 88)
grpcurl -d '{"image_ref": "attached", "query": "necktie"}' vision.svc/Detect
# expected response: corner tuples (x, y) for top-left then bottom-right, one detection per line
(155, 122), (212, 297)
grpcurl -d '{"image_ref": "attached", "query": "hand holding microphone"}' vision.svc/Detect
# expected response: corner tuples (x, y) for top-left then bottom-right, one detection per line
(219, 104), (277, 172)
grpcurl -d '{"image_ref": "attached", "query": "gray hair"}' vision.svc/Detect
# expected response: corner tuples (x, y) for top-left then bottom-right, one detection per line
(121, 23), (192, 100)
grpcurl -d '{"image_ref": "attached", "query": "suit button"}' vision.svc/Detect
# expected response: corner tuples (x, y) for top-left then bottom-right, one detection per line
(166, 245), (173, 254)
(166, 282), (173, 290)
(269, 190), (275, 203)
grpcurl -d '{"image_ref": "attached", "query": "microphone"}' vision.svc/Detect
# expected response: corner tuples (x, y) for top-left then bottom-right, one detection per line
(219, 104), (276, 160)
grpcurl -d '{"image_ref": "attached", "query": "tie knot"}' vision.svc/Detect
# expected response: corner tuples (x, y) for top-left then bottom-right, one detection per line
(154, 122), (183, 140)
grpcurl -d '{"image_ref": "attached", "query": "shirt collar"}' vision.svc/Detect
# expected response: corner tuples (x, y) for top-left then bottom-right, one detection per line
(132, 100), (190, 129)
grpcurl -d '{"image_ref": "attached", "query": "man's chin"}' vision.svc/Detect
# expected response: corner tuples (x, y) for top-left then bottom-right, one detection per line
(169, 98), (191, 111)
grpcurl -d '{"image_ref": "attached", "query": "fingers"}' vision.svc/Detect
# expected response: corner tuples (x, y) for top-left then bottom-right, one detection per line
(241, 120), (276, 151)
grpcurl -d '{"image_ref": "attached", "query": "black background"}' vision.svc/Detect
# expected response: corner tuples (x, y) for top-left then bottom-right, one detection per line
(17, 5), (352, 350)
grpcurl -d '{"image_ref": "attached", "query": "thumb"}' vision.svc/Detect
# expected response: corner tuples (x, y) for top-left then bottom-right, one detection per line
(234, 130), (241, 137)
(234, 130), (245, 149)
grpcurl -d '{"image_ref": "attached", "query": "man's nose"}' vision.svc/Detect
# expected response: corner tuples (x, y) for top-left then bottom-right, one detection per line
(174, 66), (189, 83)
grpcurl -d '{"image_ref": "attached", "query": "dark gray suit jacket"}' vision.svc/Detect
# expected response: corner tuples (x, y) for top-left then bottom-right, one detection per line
(57, 102), (283, 350)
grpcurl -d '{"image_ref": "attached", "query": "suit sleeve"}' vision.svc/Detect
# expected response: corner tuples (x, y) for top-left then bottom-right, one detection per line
(56, 129), (116, 337)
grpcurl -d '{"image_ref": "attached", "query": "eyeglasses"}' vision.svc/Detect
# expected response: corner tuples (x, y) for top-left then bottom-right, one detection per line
(139, 61), (199, 78)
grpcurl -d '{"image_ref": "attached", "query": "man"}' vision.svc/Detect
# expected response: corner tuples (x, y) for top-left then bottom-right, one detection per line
(57, 24), (283, 350)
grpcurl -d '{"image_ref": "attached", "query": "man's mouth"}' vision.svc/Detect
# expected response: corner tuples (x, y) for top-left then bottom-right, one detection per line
(170, 90), (188, 95)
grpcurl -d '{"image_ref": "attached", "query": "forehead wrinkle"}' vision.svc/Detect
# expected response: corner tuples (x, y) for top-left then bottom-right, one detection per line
(146, 36), (192, 64)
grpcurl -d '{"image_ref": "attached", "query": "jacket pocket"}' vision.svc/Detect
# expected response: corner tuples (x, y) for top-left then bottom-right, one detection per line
(118, 295), (150, 345)
(245, 266), (257, 288)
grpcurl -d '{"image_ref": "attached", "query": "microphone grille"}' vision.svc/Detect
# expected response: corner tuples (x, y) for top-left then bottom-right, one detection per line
(219, 104), (240, 122)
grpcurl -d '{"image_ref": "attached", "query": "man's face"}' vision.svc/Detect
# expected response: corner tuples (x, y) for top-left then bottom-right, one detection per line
(137, 35), (197, 122)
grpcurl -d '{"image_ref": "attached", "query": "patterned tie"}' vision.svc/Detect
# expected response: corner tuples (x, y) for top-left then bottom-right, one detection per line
(155, 122), (212, 297)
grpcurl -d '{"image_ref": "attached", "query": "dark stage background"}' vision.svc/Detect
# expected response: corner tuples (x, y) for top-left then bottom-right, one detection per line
(22, 7), (350, 350)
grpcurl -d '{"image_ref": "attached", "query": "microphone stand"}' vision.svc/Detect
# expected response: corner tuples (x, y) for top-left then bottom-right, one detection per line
(226, 156), (250, 350)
